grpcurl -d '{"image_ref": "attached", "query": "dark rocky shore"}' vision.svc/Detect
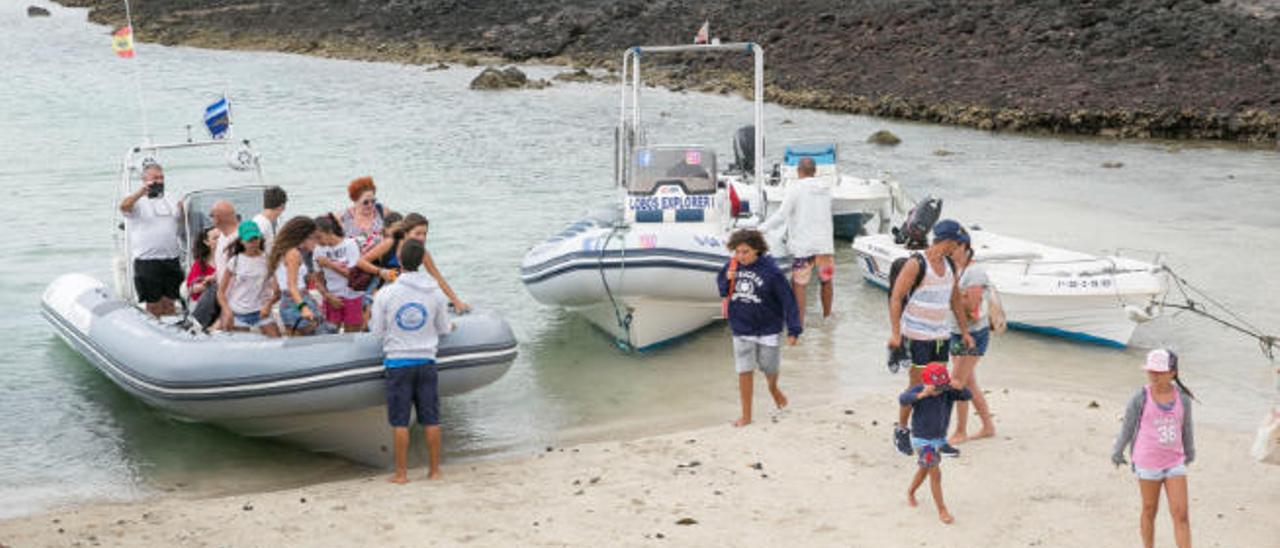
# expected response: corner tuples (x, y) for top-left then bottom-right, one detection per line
(56, 0), (1280, 142)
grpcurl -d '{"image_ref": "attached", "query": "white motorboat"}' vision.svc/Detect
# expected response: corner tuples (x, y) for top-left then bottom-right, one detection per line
(764, 143), (908, 239)
(43, 135), (517, 465)
(521, 43), (778, 351)
(852, 227), (1169, 347)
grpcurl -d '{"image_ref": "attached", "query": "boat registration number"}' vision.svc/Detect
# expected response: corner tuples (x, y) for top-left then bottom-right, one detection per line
(628, 195), (712, 211)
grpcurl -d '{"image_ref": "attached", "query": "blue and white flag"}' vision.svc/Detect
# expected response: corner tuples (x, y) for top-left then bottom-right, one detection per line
(203, 96), (230, 139)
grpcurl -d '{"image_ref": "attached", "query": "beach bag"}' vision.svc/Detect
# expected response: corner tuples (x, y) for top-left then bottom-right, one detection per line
(347, 267), (375, 292)
(987, 285), (1008, 335)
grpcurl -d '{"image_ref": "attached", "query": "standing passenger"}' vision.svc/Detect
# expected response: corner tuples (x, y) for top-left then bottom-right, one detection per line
(370, 239), (453, 483)
(216, 220), (279, 337)
(119, 163), (184, 317)
(267, 216), (321, 336)
(314, 213), (365, 332)
(340, 176), (387, 254)
(252, 186), (287, 252)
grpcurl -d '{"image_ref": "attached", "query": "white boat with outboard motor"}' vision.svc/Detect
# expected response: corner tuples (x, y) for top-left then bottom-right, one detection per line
(41, 135), (517, 465)
(852, 198), (1169, 347)
(761, 141), (909, 239)
(521, 43), (778, 351)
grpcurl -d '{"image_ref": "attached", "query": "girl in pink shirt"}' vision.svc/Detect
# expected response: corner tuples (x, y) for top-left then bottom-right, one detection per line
(1111, 349), (1196, 548)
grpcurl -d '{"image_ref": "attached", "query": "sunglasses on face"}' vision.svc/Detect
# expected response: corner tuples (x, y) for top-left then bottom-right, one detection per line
(360, 198), (375, 206)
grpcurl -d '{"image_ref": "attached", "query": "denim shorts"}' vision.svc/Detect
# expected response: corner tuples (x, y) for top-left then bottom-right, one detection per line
(950, 327), (991, 357)
(233, 310), (272, 328)
(279, 292), (320, 331)
(1134, 463), (1187, 481)
(911, 436), (945, 468)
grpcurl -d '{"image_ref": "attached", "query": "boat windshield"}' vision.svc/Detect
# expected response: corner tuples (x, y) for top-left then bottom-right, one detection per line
(182, 186), (269, 264)
(629, 146), (716, 195)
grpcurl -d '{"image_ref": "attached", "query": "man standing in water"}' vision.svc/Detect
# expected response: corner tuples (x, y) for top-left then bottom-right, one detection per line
(759, 156), (835, 326)
(888, 220), (973, 457)
(119, 163), (184, 317)
(370, 239), (453, 483)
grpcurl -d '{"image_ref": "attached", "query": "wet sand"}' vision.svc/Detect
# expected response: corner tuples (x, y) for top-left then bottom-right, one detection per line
(2, 389), (1275, 547)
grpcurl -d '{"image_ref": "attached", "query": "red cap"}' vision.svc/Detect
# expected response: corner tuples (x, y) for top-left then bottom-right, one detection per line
(922, 363), (951, 386)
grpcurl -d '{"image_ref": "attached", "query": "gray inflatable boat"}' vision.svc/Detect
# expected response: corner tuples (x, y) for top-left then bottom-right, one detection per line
(42, 273), (518, 465)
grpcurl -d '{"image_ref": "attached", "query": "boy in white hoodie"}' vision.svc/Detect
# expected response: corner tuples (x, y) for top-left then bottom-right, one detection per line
(369, 239), (453, 483)
(759, 157), (835, 325)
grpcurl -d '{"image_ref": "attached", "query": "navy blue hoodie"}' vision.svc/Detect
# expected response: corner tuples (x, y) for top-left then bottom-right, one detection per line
(716, 255), (802, 338)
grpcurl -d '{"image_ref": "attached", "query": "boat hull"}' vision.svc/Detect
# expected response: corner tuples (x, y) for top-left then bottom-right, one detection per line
(852, 232), (1166, 347)
(42, 273), (517, 465)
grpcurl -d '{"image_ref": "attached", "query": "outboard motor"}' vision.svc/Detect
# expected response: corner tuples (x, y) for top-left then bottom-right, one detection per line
(892, 196), (943, 250)
(732, 125), (755, 174)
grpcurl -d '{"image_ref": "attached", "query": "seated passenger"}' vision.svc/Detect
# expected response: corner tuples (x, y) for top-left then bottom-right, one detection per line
(314, 213), (366, 333)
(216, 220), (280, 337)
(267, 216), (321, 336)
(356, 213), (471, 312)
(185, 226), (219, 304)
(191, 200), (239, 330)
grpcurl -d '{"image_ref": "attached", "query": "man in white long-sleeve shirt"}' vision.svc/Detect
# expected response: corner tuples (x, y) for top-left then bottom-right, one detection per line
(759, 157), (835, 325)
(369, 239), (453, 483)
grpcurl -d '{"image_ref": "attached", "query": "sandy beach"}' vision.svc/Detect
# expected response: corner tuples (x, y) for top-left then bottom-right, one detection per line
(2, 388), (1275, 547)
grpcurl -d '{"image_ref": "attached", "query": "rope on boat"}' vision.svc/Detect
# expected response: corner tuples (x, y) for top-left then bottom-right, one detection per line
(1161, 266), (1278, 361)
(599, 222), (634, 352)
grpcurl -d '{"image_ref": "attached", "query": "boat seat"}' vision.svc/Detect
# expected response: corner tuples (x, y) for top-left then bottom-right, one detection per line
(675, 209), (705, 222)
(634, 210), (663, 223)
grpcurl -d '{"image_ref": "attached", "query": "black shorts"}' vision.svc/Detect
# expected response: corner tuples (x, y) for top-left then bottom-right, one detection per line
(908, 338), (950, 367)
(133, 258), (182, 303)
(385, 364), (439, 427)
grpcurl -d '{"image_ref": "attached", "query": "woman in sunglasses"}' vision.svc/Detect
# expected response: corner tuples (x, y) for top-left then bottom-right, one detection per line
(340, 176), (389, 254)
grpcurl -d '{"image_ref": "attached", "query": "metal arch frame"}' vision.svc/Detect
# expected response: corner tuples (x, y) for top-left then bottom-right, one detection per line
(615, 43), (765, 191)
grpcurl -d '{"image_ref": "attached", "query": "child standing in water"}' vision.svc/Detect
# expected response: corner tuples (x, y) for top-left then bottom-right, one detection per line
(1112, 349), (1196, 548)
(716, 229), (802, 428)
(900, 363), (971, 524)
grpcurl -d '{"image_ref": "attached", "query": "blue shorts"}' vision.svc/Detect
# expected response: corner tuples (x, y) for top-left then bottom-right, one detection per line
(385, 361), (439, 427)
(950, 328), (991, 357)
(1134, 463), (1187, 481)
(908, 338), (950, 368)
(911, 436), (945, 468)
(279, 293), (320, 331)
(233, 310), (272, 328)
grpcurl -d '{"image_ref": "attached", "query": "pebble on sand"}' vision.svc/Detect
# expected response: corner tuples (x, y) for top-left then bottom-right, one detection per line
(1101, 161), (1125, 168)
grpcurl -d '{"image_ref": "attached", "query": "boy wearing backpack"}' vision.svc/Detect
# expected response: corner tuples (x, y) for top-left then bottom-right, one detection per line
(887, 220), (973, 457)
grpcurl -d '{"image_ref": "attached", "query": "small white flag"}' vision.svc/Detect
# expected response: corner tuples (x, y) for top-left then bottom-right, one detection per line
(694, 21), (709, 44)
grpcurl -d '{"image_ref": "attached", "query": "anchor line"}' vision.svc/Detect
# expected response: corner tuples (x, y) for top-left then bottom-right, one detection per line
(1160, 267), (1278, 361)
(598, 222), (633, 352)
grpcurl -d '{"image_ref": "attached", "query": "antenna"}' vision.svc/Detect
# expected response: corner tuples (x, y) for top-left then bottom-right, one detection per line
(121, 0), (152, 145)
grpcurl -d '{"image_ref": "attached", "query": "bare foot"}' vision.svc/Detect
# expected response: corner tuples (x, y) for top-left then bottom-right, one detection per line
(773, 392), (788, 410)
(938, 509), (954, 524)
(388, 474), (408, 485)
(948, 433), (969, 445)
(427, 470), (442, 481)
(972, 428), (996, 440)
(907, 491), (918, 507)
(732, 417), (752, 428)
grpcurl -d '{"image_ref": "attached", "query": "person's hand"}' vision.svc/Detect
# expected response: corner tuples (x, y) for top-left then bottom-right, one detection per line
(787, 335), (798, 346)
(950, 379), (964, 390)
(324, 293), (341, 307)
(218, 310), (232, 330)
(259, 305), (272, 319)
(378, 268), (397, 282)
(962, 333), (975, 350)
(1111, 453), (1127, 467)
(887, 334), (902, 349)
(452, 300), (472, 314)
(300, 304), (314, 321)
(920, 384), (937, 398)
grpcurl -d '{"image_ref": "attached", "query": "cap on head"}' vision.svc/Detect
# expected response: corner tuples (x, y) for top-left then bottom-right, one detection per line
(932, 219), (970, 245)
(1144, 349), (1178, 373)
(921, 363), (951, 386)
(237, 219), (262, 242)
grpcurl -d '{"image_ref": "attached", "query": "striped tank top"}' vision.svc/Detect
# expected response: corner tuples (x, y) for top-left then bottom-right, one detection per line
(902, 256), (955, 341)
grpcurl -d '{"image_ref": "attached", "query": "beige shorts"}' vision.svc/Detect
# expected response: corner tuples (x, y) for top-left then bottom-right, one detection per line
(792, 254), (835, 285)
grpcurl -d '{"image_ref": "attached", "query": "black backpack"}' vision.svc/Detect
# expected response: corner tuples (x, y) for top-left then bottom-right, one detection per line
(888, 253), (955, 307)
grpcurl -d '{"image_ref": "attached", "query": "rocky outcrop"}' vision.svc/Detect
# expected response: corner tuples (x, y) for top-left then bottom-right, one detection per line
(28, 5), (51, 17)
(54, 0), (1280, 142)
(867, 130), (901, 146)
(469, 66), (550, 90)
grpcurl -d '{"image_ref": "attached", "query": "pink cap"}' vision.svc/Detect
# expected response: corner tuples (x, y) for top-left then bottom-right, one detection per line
(1144, 349), (1177, 372)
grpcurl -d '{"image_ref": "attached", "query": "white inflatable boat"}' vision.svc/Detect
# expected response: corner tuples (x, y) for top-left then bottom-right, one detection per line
(521, 43), (781, 351)
(41, 136), (518, 465)
(853, 228), (1169, 347)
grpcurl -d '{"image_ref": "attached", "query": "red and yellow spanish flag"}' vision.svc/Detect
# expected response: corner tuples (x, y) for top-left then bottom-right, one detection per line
(112, 26), (135, 58)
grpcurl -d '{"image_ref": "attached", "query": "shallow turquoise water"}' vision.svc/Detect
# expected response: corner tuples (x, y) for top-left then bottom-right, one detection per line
(2, 4), (1278, 518)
